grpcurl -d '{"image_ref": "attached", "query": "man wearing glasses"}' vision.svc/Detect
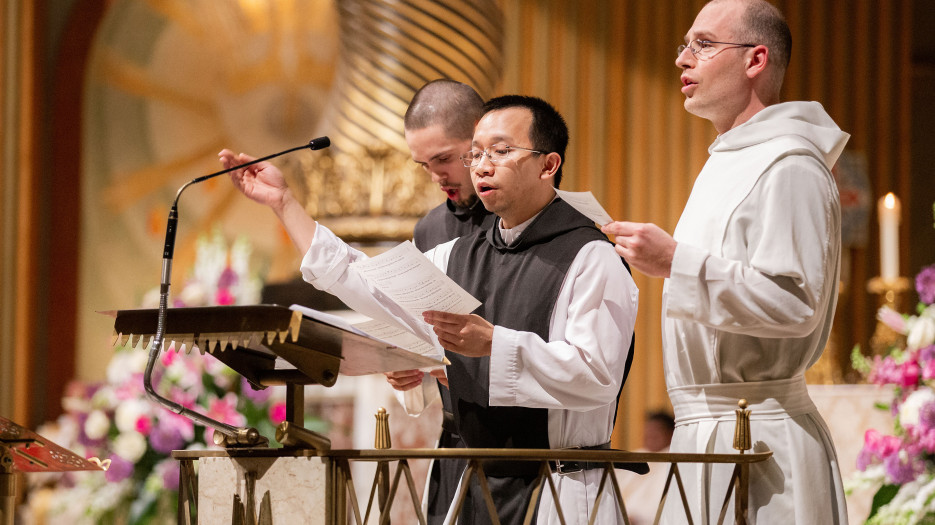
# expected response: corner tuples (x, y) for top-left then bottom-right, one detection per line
(225, 94), (638, 524)
(602, 0), (848, 523)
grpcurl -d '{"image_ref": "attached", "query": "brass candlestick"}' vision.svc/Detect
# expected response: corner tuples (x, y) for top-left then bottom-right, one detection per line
(867, 276), (911, 356)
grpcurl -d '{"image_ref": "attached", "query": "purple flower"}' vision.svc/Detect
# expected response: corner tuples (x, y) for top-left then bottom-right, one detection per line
(917, 264), (935, 305)
(156, 459), (180, 491)
(105, 454), (135, 483)
(149, 421), (185, 454)
(217, 267), (238, 289)
(241, 377), (272, 404)
(921, 401), (935, 431)
(884, 452), (922, 484)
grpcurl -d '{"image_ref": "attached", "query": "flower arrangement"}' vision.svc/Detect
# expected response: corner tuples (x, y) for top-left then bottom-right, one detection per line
(24, 230), (302, 524)
(849, 262), (935, 524)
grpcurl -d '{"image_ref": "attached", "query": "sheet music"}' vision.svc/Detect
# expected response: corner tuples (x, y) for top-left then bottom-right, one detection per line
(290, 304), (445, 362)
(350, 241), (481, 317)
(352, 318), (441, 359)
(289, 305), (368, 336)
(555, 188), (614, 226)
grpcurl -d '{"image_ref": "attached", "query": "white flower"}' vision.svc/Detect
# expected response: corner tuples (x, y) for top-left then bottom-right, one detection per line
(901, 388), (935, 427)
(907, 315), (935, 351)
(90, 384), (118, 410)
(193, 230), (228, 292)
(112, 431), (148, 462)
(140, 286), (161, 309)
(114, 399), (151, 433)
(178, 281), (208, 306)
(83, 410), (110, 440)
(106, 348), (148, 385)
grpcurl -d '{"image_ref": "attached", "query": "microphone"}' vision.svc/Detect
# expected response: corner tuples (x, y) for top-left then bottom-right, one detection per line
(308, 136), (331, 150)
(144, 137), (331, 444)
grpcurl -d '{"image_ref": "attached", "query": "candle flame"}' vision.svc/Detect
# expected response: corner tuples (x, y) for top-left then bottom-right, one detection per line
(884, 193), (896, 209)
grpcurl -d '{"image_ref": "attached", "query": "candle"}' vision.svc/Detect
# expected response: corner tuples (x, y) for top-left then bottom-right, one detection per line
(878, 192), (900, 280)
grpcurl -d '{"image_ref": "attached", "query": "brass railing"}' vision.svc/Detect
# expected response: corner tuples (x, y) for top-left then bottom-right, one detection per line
(173, 446), (772, 525)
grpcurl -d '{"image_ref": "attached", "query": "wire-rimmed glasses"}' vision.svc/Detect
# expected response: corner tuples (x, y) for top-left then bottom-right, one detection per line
(460, 144), (545, 167)
(677, 39), (756, 60)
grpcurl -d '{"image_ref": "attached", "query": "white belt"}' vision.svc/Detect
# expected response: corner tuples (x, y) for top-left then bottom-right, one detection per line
(668, 375), (816, 426)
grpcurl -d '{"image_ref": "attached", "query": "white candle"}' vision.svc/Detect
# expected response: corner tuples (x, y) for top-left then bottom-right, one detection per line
(878, 192), (900, 280)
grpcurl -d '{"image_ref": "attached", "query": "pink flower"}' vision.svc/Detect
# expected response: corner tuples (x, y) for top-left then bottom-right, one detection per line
(878, 306), (908, 334)
(864, 429), (901, 457)
(135, 415), (153, 435)
(269, 402), (287, 424)
(161, 350), (177, 367)
(215, 287), (235, 306)
(206, 393), (244, 425)
(203, 392), (246, 446)
(900, 360), (922, 388)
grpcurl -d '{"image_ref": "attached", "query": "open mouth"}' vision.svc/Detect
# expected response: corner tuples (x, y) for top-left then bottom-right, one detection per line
(477, 183), (495, 196)
(681, 76), (697, 93)
(443, 187), (459, 199)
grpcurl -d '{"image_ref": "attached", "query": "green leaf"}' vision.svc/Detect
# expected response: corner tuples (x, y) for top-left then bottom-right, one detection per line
(852, 345), (872, 375)
(866, 484), (900, 521)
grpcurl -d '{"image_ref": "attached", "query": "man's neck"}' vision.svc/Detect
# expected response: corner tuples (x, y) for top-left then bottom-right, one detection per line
(498, 194), (558, 231)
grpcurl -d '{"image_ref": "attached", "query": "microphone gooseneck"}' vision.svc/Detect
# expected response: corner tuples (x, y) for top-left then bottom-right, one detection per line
(143, 137), (331, 445)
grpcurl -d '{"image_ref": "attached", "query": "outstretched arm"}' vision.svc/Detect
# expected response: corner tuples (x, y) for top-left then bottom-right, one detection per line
(219, 149), (317, 253)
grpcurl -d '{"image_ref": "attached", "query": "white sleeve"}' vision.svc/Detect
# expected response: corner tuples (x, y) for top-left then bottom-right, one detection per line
(487, 240), (638, 411)
(392, 374), (441, 416)
(300, 224), (453, 415)
(666, 156), (838, 338)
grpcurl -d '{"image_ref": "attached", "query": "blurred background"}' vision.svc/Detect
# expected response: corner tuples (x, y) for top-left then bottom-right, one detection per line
(1, 0), (933, 520)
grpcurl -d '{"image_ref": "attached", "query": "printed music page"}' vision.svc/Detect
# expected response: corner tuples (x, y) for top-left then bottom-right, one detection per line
(350, 241), (481, 317)
(555, 188), (614, 226)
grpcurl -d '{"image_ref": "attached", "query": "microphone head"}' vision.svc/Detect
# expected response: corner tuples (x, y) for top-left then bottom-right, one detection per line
(308, 136), (331, 150)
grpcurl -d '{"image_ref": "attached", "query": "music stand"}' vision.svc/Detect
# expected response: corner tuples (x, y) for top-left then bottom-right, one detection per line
(107, 304), (443, 448)
(0, 416), (106, 525)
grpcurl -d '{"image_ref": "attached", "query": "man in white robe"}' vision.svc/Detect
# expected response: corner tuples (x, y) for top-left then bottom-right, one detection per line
(602, 0), (849, 523)
(221, 95), (638, 524)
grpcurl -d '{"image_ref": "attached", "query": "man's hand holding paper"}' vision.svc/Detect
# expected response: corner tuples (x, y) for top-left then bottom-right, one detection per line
(554, 187), (677, 278)
(422, 311), (494, 357)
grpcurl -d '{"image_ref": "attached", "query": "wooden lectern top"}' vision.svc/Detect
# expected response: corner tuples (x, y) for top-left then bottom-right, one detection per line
(105, 304), (444, 389)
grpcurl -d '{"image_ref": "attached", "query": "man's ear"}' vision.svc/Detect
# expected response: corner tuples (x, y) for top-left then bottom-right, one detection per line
(540, 152), (562, 180)
(746, 45), (769, 79)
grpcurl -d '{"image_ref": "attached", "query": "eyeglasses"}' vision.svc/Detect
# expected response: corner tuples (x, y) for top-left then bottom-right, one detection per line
(677, 39), (756, 60)
(460, 144), (545, 167)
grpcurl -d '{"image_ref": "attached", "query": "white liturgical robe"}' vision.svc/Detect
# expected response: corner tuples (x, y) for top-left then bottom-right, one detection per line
(661, 101), (850, 524)
(300, 221), (638, 525)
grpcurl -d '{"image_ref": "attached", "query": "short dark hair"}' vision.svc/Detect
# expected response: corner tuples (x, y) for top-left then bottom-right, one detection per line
(735, 0), (792, 71)
(404, 79), (484, 141)
(481, 95), (569, 188)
